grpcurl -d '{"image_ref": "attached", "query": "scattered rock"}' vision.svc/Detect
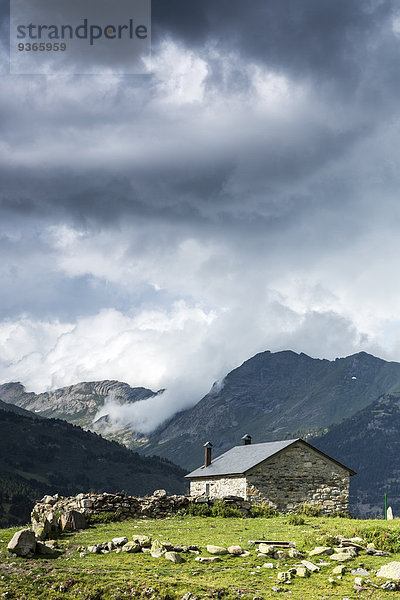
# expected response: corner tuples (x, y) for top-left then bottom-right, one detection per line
(274, 550), (288, 559)
(376, 562), (400, 581)
(295, 567), (309, 578)
(88, 545), (100, 554)
(330, 553), (353, 562)
(380, 581), (399, 591)
(153, 489), (167, 498)
(351, 568), (370, 576)
(339, 539), (364, 550)
(61, 510), (87, 532)
(309, 546), (334, 557)
(122, 542), (141, 553)
(31, 512), (58, 541)
(42, 495), (58, 505)
(228, 545), (243, 555)
(132, 534), (152, 547)
(288, 548), (303, 558)
(332, 565), (346, 575)
(35, 541), (61, 558)
(334, 546), (357, 556)
(366, 548), (389, 556)
(165, 551), (186, 564)
(151, 540), (167, 558)
(7, 529), (36, 558)
(258, 543), (275, 556)
(206, 545), (228, 555)
(195, 556), (221, 563)
(301, 560), (320, 573)
(112, 537), (128, 547)
(277, 572), (292, 581)
(263, 563), (274, 569)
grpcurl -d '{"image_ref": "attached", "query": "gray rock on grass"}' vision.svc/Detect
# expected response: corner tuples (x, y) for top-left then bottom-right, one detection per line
(112, 536), (128, 547)
(206, 545), (228, 555)
(151, 540), (167, 557)
(227, 545), (243, 555)
(309, 546), (334, 557)
(7, 529), (36, 558)
(122, 541), (141, 553)
(195, 556), (221, 563)
(330, 553), (353, 562)
(35, 541), (61, 558)
(132, 534), (152, 547)
(376, 562), (400, 581)
(61, 510), (87, 532)
(165, 551), (186, 564)
(301, 560), (320, 572)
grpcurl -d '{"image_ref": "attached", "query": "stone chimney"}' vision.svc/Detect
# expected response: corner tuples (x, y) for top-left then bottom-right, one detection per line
(241, 434), (252, 445)
(204, 441), (213, 467)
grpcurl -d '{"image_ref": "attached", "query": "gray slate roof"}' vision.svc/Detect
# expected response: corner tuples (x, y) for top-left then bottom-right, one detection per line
(185, 439), (299, 478)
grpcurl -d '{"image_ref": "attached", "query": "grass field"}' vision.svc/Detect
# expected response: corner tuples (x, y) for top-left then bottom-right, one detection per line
(1, 515), (400, 599)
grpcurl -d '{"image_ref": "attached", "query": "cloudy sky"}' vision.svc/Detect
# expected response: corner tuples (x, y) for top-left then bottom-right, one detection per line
(2, 0), (400, 431)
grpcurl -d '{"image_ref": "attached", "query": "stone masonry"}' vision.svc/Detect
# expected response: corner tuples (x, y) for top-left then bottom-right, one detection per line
(189, 441), (350, 514)
(190, 476), (246, 499)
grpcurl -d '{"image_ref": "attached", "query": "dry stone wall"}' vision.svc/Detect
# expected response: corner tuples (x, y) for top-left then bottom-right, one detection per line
(31, 490), (191, 539)
(31, 490), (255, 539)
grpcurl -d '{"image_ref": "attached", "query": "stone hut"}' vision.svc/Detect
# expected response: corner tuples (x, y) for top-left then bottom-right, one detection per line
(185, 436), (355, 513)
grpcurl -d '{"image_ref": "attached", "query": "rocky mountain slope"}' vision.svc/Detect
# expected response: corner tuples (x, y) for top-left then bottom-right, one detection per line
(0, 380), (159, 444)
(0, 407), (186, 527)
(141, 350), (400, 470)
(313, 392), (400, 518)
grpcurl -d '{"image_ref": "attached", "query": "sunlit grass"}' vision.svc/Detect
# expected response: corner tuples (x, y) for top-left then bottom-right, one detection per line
(1, 515), (400, 599)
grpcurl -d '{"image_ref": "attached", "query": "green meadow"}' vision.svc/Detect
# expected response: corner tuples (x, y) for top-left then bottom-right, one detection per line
(1, 515), (400, 600)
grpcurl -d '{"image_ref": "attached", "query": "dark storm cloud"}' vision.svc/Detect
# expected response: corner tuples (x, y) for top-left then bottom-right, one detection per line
(2, 0), (400, 411)
(0, 1), (398, 231)
(153, 0), (395, 87)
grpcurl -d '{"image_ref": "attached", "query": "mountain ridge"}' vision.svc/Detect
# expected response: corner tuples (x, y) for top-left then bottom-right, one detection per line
(140, 350), (400, 469)
(0, 380), (159, 443)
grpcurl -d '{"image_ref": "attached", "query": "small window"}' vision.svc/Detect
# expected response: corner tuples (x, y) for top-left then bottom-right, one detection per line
(205, 483), (210, 496)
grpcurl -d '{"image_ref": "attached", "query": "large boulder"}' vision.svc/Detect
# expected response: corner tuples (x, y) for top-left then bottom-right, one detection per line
(377, 562), (400, 581)
(7, 529), (36, 557)
(32, 510), (59, 540)
(61, 510), (87, 532)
